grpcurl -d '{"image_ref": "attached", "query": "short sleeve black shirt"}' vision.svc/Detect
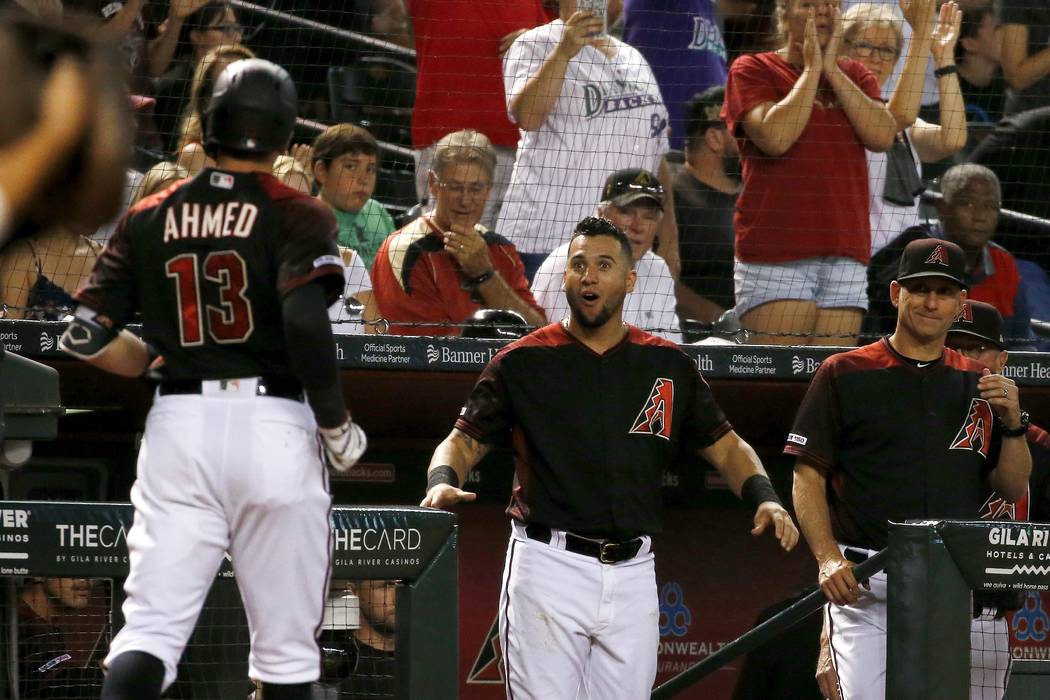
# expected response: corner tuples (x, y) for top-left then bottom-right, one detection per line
(455, 323), (731, 539)
(75, 169), (344, 381)
(784, 339), (1002, 550)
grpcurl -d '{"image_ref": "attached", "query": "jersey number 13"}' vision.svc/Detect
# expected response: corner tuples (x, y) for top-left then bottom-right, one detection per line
(165, 251), (254, 346)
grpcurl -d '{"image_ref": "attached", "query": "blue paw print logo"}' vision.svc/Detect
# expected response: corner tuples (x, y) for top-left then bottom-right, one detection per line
(1013, 591), (1050, 642)
(659, 582), (691, 637)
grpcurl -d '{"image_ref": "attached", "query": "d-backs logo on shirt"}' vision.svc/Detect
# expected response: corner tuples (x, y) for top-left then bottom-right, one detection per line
(630, 378), (674, 440)
(950, 398), (994, 458)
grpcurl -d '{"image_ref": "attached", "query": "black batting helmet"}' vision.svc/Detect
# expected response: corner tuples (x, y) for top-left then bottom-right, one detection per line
(203, 58), (297, 157)
(461, 309), (531, 340)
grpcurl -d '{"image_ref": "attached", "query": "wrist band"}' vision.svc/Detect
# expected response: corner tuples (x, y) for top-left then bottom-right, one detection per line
(934, 64), (958, 77)
(462, 268), (495, 289)
(741, 474), (783, 510)
(427, 465), (460, 491)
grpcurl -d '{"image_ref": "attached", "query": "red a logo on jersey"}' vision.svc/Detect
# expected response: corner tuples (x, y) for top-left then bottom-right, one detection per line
(979, 488), (1030, 522)
(925, 244), (950, 267)
(949, 398), (993, 457)
(630, 378), (674, 440)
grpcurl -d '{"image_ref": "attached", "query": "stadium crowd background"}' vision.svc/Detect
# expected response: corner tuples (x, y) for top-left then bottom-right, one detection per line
(1, 0), (1048, 350)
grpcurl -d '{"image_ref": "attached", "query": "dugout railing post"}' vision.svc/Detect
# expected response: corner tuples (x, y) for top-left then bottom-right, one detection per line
(887, 520), (1050, 700)
(886, 521), (972, 699)
(395, 527), (458, 699)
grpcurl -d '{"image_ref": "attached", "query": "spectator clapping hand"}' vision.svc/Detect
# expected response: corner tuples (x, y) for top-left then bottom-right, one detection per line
(897, 0), (935, 32)
(929, 1), (962, 67)
(288, 143), (314, 186)
(801, 10), (823, 74)
(821, 5), (845, 75)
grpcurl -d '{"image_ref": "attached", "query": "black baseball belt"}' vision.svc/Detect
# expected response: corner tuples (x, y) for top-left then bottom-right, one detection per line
(524, 523), (647, 564)
(158, 376), (304, 401)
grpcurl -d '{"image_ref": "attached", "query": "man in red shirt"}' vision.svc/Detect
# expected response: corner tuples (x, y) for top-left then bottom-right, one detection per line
(371, 130), (546, 335)
(866, 163), (1033, 348)
(406, 0), (552, 229)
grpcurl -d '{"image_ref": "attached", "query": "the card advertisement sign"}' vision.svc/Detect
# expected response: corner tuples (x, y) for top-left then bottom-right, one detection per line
(0, 501), (454, 581)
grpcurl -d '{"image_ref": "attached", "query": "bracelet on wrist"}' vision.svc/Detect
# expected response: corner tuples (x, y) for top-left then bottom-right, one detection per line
(934, 64), (958, 78)
(741, 474), (783, 510)
(427, 465), (460, 491)
(461, 268), (496, 289)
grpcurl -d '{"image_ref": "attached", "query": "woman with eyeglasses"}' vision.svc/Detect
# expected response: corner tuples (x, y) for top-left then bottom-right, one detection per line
(723, 0), (897, 346)
(151, 2), (246, 152)
(840, 1), (966, 257)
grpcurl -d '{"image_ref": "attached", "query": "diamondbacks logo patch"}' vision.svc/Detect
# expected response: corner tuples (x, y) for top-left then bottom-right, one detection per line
(630, 378), (674, 440)
(956, 301), (974, 323)
(980, 488), (1030, 522)
(925, 244), (950, 267)
(950, 398), (993, 457)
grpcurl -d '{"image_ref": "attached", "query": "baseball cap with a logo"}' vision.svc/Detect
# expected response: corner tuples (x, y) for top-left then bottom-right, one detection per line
(600, 168), (664, 210)
(895, 238), (968, 289)
(948, 300), (1005, 350)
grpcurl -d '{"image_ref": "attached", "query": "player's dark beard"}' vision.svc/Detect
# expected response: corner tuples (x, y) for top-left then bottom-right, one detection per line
(567, 292), (625, 329)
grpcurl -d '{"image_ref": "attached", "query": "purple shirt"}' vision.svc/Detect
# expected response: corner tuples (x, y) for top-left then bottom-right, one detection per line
(623, 0), (728, 150)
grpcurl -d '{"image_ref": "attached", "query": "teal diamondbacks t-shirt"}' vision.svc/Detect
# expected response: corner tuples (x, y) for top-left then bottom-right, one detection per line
(332, 198), (396, 271)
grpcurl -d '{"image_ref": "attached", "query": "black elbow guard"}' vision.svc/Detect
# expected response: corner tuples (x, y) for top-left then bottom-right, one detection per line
(60, 305), (118, 360)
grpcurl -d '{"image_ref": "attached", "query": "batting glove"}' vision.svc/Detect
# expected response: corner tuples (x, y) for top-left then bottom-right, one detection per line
(319, 420), (368, 472)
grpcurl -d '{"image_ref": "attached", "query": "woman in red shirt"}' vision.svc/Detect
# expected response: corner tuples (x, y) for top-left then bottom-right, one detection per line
(723, 0), (897, 345)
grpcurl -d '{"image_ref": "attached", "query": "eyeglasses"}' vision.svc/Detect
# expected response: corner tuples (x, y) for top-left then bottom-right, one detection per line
(433, 178), (491, 196)
(209, 22), (243, 36)
(847, 41), (899, 61)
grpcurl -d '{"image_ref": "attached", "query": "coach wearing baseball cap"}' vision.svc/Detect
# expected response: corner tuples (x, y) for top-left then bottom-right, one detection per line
(791, 237), (1031, 700)
(530, 167), (681, 342)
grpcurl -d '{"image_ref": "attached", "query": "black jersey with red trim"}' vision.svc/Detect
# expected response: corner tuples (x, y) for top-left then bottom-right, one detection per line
(454, 322), (731, 540)
(75, 168), (344, 381)
(784, 338), (1002, 551)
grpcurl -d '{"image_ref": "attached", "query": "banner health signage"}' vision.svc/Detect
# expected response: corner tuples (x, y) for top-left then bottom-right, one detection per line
(0, 501), (454, 580)
(939, 520), (1050, 591)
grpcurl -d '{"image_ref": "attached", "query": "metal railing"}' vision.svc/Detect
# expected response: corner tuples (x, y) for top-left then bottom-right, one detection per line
(229, 0), (416, 59)
(650, 549), (889, 699)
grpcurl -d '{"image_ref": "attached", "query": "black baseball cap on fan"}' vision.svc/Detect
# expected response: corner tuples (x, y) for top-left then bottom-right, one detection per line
(896, 238), (968, 289)
(600, 168), (664, 209)
(948, 300), (1005, 350)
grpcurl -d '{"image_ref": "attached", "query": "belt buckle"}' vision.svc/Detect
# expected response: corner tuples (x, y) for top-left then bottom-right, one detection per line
(599, 541), (620, 564)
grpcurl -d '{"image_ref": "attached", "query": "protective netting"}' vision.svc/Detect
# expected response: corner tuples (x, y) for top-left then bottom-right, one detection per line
(4, 1), (1046, 347)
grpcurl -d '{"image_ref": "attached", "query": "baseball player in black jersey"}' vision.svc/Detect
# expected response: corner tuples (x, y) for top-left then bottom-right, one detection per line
(421, 216), (799, 699)
(60, 59), (366, 700)
(790, 239), (1031, 700)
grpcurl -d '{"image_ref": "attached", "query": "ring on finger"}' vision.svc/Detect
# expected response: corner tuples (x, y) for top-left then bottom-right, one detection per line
(1003, 387), (1009, 398)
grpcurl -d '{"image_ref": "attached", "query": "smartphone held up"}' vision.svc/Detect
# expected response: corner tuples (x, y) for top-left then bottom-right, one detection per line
(576, 0), (608, 37)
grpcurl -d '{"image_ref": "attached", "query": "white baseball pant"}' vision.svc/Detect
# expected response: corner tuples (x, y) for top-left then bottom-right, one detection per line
(498, 520), (658, 700)
(826, 545), (1010, 700)
(105, 380), (332, 689)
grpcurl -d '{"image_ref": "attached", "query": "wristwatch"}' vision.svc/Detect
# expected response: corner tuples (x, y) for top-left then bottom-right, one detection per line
(999, 411), (1031, 438)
